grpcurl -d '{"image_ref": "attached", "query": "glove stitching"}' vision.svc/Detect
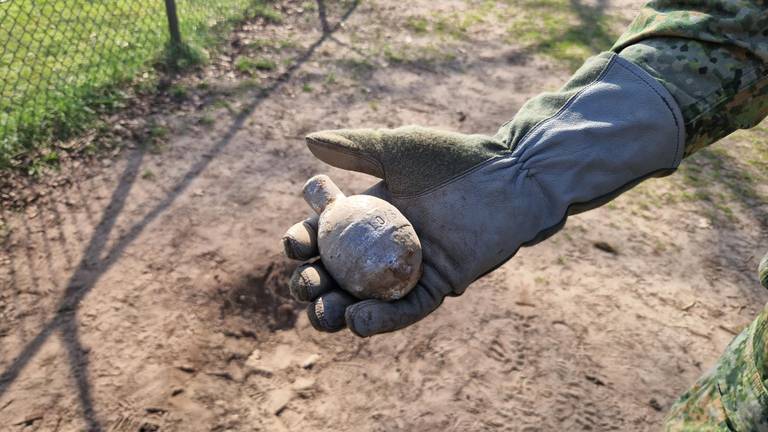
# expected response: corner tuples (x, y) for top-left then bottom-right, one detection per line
(613, 57), (683, 166)
(516, 57), (683, 171)
(509, 54), (617, 156)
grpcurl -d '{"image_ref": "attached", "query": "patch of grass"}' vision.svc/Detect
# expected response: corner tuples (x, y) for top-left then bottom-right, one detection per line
(162, 42), (210, 72)
(406, 16), (430, 34)
(236, 78), (263, 92)
(212, 99), (235, 113)
(382, 43), (457, 68)
(382, 44), (406, 64)
(235, 57), (255, 73)
(169, 83), (189, 101)
(302, 83), (314, 93)
(502, 0), (619, 70)
(254, 58), (277, 71)
(235, 56), (277, 74)
(235, 56), (278, 73)
(141, 169), (156, 180)
(246, 37), (297, 52)
(419, 0), (619, 70)
(149, 124), (169, 142)
(301, 1), (318, 12)
(1, 0), (281, 172)
(432, 6), (489, 40)
(249, 3), (283, 23)
(198, 114), (216, 126)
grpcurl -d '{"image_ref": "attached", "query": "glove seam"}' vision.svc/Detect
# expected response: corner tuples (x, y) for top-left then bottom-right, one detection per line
(612, 56), (683, 167)
(509, 54), (617, 154)
(514, 55), (684, 169)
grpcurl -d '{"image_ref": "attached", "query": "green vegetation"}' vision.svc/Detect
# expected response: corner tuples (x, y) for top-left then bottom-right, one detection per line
(235, 56), (277, 73)
(503, 0), (619, 70)
(389, 2), (766, 226)
(405, 16), (429, 34)
(625, 130), (768, 226)
(399, 0), (622, 70)
(0, 0), (281, 171)
(198, 113), (216, 126)
(141, 169), (156, 180)
(169, 83), (190, 101)
(247, 37), (297, 50)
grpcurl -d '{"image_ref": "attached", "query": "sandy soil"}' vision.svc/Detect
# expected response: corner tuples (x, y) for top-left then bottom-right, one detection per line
(2, 1), (768, 431)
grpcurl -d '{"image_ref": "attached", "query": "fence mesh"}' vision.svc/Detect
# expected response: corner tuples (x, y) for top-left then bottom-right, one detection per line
(0, 0), (273, 168)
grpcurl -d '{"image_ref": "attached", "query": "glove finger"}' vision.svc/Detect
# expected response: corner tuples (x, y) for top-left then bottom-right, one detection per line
(289, 262), (338, 302)
(344, 283), (444, 337)
(306, 129), (386, 180)
(281, 215), (319, 260)
(307, 289), (357, 332)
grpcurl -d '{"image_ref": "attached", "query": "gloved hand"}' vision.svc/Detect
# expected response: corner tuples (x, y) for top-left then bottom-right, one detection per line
(282, 53), (685, 337)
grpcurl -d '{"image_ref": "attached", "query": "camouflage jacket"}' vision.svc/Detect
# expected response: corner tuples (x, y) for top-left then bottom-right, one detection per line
(613, 0), (768, 158)
(610, 2), (768, 430)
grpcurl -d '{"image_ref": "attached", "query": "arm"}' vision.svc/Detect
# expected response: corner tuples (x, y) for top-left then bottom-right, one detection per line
(282, 2), (768, 339)
(663, 253), (768, 431)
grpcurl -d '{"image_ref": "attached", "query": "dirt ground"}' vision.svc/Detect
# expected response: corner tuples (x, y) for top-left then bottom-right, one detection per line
(2, 1), (768, 431)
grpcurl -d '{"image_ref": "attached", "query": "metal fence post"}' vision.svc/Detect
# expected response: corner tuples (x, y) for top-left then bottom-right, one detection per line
(164, 0), (182, 46)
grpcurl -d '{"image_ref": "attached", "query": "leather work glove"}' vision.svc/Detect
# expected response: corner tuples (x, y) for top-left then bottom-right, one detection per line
(282, 53), (685, 337)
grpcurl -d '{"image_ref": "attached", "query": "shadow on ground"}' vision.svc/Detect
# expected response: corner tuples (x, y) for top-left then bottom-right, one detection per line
(217, 257), (301, 331)
(0, 1), (359, 430)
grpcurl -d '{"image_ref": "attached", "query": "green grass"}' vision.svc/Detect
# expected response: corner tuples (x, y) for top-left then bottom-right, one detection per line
(0, 0), (281, 171)
(625, 128), (768, 226)
(400, 0), (621, 71)
(235, 56), (277, 73)
(405, 16), (430, 34)
(503, 0), (620, 70)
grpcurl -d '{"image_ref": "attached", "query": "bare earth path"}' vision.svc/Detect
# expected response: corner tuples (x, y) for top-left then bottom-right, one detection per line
(2, 1), (768, 431)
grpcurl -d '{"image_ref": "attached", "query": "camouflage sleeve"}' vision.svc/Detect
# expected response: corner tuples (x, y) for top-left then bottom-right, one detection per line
(612, 1), (768, 157)
(663, 253), (768, 431)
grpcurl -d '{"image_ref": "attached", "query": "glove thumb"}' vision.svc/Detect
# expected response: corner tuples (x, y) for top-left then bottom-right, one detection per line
(306, 126), (505, 195)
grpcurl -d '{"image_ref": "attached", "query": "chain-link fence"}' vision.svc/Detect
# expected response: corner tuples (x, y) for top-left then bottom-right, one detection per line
(0, 0), (280, 169)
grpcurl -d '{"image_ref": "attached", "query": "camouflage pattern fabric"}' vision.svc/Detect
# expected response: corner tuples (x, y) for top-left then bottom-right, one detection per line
(663, 253), (768, 431)
(610, 2), (768, 428)
(612, 1), (768, 157)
